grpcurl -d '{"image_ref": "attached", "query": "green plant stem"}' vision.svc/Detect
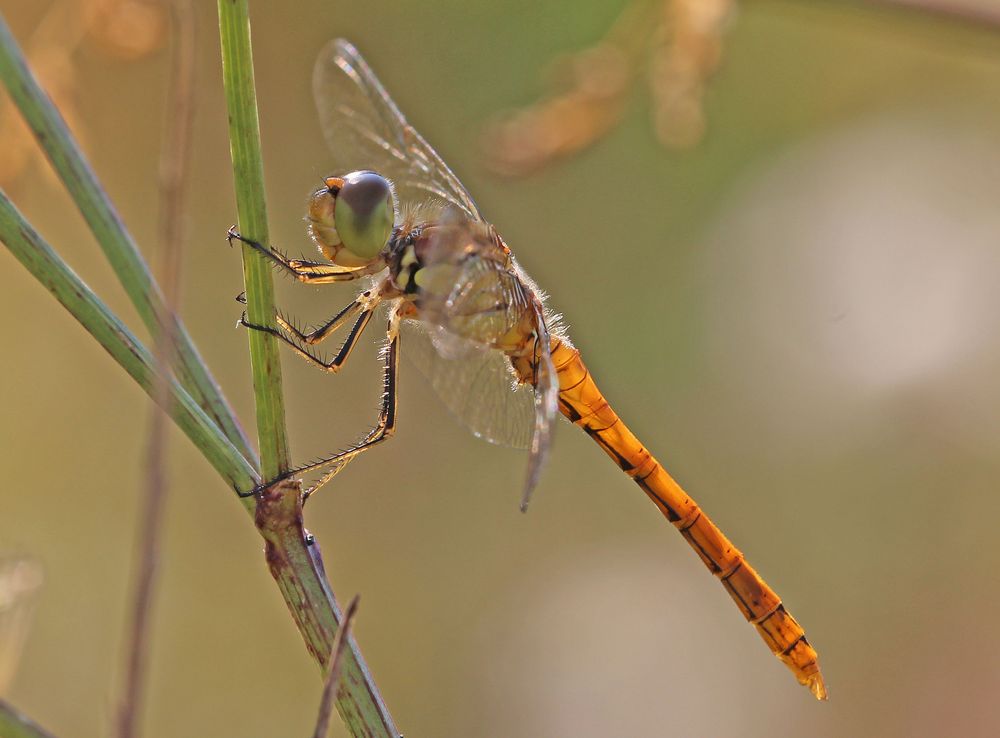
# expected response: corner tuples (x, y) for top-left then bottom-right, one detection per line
(0, 10), (257, 470)
(0, 700), (58, 738)
(0, 189), (258, 497)
(217, 0), (290, 481)
(217, 4), (400, 736)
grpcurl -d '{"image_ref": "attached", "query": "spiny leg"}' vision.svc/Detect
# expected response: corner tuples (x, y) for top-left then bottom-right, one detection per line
(235, 289), (369, 347)
(252, 313), (401, 500)
(236, 311), (401, 499)
(275, 290), (377, 346)
(227, 226), (380, 283)
(239, 295), (378, 374)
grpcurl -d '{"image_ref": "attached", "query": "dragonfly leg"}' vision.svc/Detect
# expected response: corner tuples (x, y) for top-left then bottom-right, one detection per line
(238, 313), (400, 499)
(239, 300), (377, 374)
(276, 290), (377, 346)
(235, 289), (373, 345)
(227, 226), (377, 283)
(302, 315), (400, 499)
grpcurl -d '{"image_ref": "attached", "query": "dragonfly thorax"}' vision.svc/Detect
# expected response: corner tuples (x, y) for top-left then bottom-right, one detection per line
(385, 233), (423, 296)
(307, 170), (396, 268)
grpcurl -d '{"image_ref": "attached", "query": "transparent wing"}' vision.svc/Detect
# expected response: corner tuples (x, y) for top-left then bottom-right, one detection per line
(520, 303), (558, 511)
(400, 217), (540, 448)
(402, 319), (535, 449)
(314, 39), (484, 221)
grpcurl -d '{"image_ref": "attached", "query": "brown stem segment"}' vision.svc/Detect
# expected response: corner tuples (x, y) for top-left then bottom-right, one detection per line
(546, 338), (826, 700)
(254, 480), (400, 736)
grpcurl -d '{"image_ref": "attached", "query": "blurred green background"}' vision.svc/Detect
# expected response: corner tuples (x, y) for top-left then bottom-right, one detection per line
(3, 1), (1000, 736)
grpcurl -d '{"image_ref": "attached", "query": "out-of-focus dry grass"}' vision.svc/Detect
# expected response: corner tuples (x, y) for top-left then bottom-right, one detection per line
(482, 0), (736, 175)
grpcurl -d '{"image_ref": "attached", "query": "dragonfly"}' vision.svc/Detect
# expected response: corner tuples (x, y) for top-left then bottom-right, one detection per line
(229, 38), (826, 700)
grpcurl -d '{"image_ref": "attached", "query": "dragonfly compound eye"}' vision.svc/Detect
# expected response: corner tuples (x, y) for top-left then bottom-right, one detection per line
(307, 171), (395, 267)
(335, 170), (395, 261)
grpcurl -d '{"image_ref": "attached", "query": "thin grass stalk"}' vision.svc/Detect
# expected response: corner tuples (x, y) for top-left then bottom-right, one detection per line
(0, 11), (257, 469)
(116, 3), (198, 737)
(216, 0), (290, 480)
(0, 190), (258, 495)
(312, 596), (360, 738)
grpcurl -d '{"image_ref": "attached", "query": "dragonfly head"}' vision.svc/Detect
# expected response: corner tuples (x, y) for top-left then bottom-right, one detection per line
(307, 170), (396, 268)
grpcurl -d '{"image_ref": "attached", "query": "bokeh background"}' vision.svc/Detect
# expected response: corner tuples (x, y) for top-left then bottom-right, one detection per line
(3, 1), (1000, 736)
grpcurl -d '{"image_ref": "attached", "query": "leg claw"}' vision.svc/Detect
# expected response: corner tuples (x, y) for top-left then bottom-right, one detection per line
(226, 225), (243, 246)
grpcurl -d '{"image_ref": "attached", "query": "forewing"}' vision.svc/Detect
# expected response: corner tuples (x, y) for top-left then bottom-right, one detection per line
(313, 39), (484, 221)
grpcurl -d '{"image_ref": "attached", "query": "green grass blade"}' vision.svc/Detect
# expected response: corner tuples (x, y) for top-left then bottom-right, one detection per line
(0, 11), (257, 470)
(217, 0), (290, 480)
(0, 189), (258, 496)
(0, 699), (58, 738)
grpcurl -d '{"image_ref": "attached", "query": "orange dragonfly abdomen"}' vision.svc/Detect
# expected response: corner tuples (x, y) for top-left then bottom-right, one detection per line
(548, 337), (827, 700)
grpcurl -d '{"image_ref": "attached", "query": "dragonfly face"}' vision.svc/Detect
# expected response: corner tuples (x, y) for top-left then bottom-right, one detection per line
(307, 170), (396, 269)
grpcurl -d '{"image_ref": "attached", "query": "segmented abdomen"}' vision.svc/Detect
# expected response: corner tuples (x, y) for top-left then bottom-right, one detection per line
(549, 337), (826, 700)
